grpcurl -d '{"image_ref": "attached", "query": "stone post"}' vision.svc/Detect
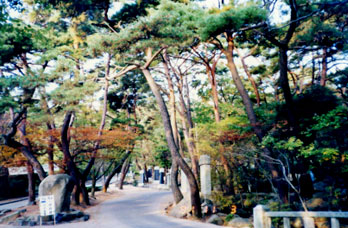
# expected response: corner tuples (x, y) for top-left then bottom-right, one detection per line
(303, 217), (315, 228)
(253, 205), (271, 228)
(138, 170), (145, 187)
(159, 168), (165, 184)
(154, 166), (160, 182)
(331, 218), (340, 228)
(199, 155), (211, 200)
(166, 172), (171, 187)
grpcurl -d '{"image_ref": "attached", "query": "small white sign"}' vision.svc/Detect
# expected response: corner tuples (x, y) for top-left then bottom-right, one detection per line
(39, 195), (55, 216)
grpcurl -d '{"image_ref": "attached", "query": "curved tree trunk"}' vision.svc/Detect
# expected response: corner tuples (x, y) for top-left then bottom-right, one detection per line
(90, 171), (97, 198)
(223, 36), (287, 203)
(206, 65), (221, 122)
(279, 47), (297, 133)
(141, 66), (202, 217)
(103, 151), (131, 192)
(171, 160), (183, 204)
(21, 146), (46, 181)
(224, 38), (264, 141)
(41, 91), (57, 176)
(82, 55), (111, 182)
(236, 48), (261, 106)
(118, 158), (130, 190)
(163, 51), (199, 180)
(183, 76), (200, 180)
(177, 75), (199, 180)
(61, 111), (89, 205)
(5, 109), (46, 182)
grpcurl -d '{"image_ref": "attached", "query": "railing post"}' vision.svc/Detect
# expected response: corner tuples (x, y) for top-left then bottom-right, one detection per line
(331, 218), (339, 228)
(283, 217), (290, 228)
(303, 217), (315, 228)
(254, 205), (270, 228)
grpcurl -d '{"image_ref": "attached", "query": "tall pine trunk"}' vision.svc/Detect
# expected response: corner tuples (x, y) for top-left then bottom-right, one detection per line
(26, 161), (36, 205)
(177, 74), (199, 180)
(279, 47), (297, 133)
(320, 48), (327, 86)
(223, 35), (287, 203)
(141, 66), (202, 217)
(236, 48), (261, 106)
(82, 55), (111, 183)
(163, 52), (199, 181)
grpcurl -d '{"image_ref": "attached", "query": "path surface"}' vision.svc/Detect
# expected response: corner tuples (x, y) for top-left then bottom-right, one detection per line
(0, 198), (27, 211)
(46, 186), (218, 228)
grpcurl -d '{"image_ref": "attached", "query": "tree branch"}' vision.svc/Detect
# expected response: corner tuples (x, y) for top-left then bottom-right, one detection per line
(142, 46), (167, 69)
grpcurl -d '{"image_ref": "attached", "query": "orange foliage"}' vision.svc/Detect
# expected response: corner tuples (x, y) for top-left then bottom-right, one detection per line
(218, 130), (253, 143)
(0, 145), (26, 167)
(25, 125), (136, 160)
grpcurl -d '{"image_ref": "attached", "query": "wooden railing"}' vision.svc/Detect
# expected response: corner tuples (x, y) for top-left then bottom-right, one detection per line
(253, 205), (348, 228)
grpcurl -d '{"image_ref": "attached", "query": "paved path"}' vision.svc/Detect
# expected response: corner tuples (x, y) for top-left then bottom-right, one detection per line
(46, 186), (218, 228)
(0, 198), (27, 211)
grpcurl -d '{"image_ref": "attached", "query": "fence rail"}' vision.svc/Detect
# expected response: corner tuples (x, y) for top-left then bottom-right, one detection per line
(253, 205), (348, 228)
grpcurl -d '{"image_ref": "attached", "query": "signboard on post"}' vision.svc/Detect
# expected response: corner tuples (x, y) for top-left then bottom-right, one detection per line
(39, 195), (56, 225)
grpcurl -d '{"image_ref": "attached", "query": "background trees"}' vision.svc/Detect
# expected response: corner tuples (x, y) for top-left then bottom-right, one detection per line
(1, 0), (348, 217)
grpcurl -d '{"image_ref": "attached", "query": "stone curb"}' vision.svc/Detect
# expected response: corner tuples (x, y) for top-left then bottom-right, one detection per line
(0, 209), (26, 224)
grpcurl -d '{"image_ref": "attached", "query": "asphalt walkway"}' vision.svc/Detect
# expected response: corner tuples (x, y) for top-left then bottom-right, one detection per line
(43, 186), (218, 228)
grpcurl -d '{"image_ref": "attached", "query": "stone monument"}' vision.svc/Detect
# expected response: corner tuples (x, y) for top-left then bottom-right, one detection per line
(38, 174), (74, 213)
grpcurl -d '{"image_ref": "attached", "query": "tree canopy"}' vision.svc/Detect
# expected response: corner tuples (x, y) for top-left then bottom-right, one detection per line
(1, 0), (348, 218)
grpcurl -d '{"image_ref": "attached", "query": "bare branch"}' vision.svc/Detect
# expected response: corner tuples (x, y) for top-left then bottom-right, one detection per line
(142, 46), (167, 69)
(107, 65), (138, 80)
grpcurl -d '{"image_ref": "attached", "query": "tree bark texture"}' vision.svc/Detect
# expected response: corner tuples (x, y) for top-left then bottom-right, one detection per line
(162, 52), (180, 148)
(236, 48), (261, 106)
(118, 157), (130, 190)
(171, 160), (183, 204)
(7, 110), (46, 181)
(320, 48), (327, 86)
(61, 111), (90, 205)
(206, 66), (221, 122)
(224, 37), (264, 142)
(141, 66), (202, 217)
(26, 161), (36, 205)
(279, 47), (297, 132)
(164, 52), (199, 180)
(180, 75), (199, 180)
